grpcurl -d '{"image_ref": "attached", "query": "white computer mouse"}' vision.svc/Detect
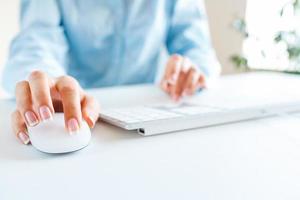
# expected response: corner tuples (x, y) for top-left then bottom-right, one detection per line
(28, 113), (91, 154)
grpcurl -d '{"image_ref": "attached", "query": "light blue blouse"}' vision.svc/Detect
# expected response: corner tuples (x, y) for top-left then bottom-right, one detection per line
(2, 0), (220, 93)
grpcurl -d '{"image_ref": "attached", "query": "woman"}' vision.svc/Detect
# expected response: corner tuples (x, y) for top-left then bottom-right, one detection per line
(2, 0), (220, 144)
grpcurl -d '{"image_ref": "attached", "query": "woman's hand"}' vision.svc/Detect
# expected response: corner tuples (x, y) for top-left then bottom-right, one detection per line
(11, 71), (100, 145)
(160, 54), (206, 101)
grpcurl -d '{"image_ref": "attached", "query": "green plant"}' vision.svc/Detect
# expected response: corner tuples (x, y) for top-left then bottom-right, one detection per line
(230, 18), (250, 70)
(231, 0), (300, 71)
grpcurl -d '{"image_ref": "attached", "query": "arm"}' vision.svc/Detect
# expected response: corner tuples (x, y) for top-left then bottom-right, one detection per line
(2, 0), (67, 94)
(161, 0), (221, 101)
(3, 0), (100, 145)
(166, 0), (221, 78)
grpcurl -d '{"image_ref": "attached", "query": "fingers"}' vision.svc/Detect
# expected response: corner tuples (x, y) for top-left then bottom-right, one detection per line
(55, 76), (99, 131)
(55, 76), (99, 130)
(11, 110), (30, 145)
(160, 54), (183, 93)
(183, 69), (207, 96)
(81, 95), (100, 128)
(172, 69), (189, 100)
(13, 71), (96, 146)
(167, 56), (191, 100)
(28, 71), (54, 121)
(161, 55), (207, 101)
(182, 68), (197, 96)
(15, 80), (39, 127)
(14, 70), (54, 145)
(198, 74), (206, 89)
(163, 54), (183, 82)
(55, 76), (82, 134)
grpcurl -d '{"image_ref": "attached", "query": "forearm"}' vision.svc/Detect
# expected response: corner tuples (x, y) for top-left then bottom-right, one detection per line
(2, 59), (65, 94)
(166, 0), (221, 79)
(2, 0), (68, 94)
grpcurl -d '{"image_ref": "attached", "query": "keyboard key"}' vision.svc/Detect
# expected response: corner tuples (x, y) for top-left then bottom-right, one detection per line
(100, 104), (221, 124)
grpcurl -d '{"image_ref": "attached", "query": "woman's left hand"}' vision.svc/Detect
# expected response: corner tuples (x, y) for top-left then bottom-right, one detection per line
(160, 54), (206, 101)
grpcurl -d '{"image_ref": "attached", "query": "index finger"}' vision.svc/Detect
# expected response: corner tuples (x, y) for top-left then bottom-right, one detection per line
(28, 71), (54, 121)
(163, 54), (183, 83)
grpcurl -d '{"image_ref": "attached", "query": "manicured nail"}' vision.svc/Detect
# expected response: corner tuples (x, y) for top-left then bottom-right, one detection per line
(183, 89), (192, 96)
(162, 81), (168, 89)
(25, 111), (39, 127)
(67, 118), (79, 134)
(170, 74), (177, 83)
(39, 106), (52, 121)
(182, 90), (187, 97)
(86, 116), (95, 128)
(18, 132), (30, 145)
(172, 94), (179, 101)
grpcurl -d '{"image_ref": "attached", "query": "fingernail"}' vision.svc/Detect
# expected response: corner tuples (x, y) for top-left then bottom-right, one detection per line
(172, 94), (179, 101)
(161, 81), (167, 90)
(182, 90), (187, 97)
(25, 111), (39, 127)
(67, 118), (79, 134)
(164, 80), (169, 87)
(39, 106), (52, 121)
(167, 79), (175, 85)
(183, 89), (192, 96)
(86, 116), (95, 128)
(171, 93), (176, 101)
(170, 74), (177, 82)
(18, 132), (30, 145)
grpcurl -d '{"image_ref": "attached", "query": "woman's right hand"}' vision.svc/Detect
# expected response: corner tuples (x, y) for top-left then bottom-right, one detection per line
(11, 70), (100, 145)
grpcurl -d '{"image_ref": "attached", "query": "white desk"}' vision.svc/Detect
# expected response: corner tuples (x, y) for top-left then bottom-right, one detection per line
(1, 72), (300, 200)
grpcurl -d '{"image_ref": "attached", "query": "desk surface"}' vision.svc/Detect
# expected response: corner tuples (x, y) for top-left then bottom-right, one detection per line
(1, 72), (300, 200)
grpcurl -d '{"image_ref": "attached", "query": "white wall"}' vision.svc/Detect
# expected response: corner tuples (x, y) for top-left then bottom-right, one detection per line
(0, 0), (246, 97)
(0, 0), (19, 97)
(205, 0), (247, 74)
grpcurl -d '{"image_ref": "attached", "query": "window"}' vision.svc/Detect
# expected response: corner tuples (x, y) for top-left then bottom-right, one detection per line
(244, 0), (300, 72)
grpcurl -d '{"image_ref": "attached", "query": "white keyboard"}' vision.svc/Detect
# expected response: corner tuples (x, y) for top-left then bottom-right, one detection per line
(99, 101), (298, 136)
(99, 103), (226, 135)
(100, 103), (224, 124)
(101, 107), (182, 123)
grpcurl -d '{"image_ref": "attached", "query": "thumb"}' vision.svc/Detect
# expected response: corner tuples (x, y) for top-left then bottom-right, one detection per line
(81, 95), (100, 128)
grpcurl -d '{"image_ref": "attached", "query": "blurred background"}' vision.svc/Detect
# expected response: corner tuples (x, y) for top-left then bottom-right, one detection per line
(0, 0), (299, 97)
